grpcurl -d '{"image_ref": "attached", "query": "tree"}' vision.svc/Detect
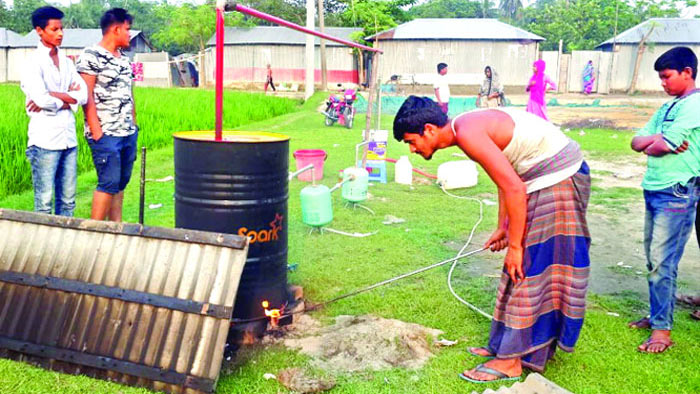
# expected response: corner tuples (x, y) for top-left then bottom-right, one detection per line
(499, 0), (523, 20)
(340, 0), (416, 41)
(62, 0), (105, 29)
(519, 0), (684, 51)
(152, 4), (250, 54)
(240, 0), (347, 26)
(5, 0), (47, 33)
(111, 0), (161, 40)
(409, 0), (497, 18)
(0, 0), (9, 28)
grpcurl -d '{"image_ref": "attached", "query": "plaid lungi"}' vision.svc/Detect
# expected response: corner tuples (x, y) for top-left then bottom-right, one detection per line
(487, 160), (591, 372)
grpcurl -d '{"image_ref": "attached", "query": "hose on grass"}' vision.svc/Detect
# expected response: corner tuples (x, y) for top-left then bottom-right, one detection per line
(440, 185), (493, 321)
(231, 247), (487, 325)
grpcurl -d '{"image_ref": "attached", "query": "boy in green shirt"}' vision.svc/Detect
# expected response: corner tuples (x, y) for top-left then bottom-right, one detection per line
(629, 47), (700, 353)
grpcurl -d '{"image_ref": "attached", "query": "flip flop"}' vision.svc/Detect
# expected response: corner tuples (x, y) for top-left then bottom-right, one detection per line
(628, 316), (651, 329)
(676, 294), (700, 306)
(459, 363), (521, 384)
(691, 310), (700, 321)
(466, 347), (495, 359)
(637, 337), (675, 354)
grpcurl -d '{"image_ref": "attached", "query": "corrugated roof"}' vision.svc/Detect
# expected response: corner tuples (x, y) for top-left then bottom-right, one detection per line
(597, 18), (700, 47)
(11, 29), (143, 48)
(366, 18), (544, 41)
(0, 28), (23, 47)
(0, 208), (248, 394)
(206, 26), (362, 47)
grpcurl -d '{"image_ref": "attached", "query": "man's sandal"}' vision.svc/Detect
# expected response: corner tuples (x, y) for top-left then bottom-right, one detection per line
(466, 347), (495, 359)
(459, 363), (521, 384)
(628, 316), (651, 329)
(691, 310), (700, 321)
(675, 294), (700, 306)
(637, 337), (674, 353)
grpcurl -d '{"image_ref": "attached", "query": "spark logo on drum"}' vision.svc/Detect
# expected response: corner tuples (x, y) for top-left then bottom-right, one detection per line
(237, 213), (284, 244)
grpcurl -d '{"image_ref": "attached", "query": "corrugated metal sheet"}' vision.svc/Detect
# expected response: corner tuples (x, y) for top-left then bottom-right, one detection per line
(597, 18), (700, 46)
(0, 28), (22, 48)
(203, 44), (357, 84)
(12, 29), (146, 48)
(0, 209), (248, 393)
(206, 26), (362, 47)
(367, 18), (544, 41)
(375, 40), (538, 86)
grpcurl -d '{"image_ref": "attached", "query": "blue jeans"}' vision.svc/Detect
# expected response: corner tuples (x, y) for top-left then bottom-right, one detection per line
(643, 178), (700, 330)
(88, 132), (138, 195)
(25, 146), (77, 216)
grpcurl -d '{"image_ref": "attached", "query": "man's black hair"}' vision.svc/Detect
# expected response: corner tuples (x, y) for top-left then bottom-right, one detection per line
(437, 63), (448, 73)
(654, 47), (697, 79)
(393, 96), (448, 141)
(100, 8), (133, 34)
(31, 6), (64, 30)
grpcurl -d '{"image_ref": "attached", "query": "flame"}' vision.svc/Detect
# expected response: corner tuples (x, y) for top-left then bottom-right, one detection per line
(262, 300), (282, 327)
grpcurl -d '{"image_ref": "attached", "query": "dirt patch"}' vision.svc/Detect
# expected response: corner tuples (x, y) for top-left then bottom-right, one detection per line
(277, 368), (336, 393)
(443, 155), (700, 299)
(549, 106), (657, 130)
(559, 118), (618, 130)
(586, 157), (646, 189)
(280, 315), (443, 373)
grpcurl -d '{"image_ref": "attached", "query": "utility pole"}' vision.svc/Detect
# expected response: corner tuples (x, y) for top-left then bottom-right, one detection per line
(628, 25), (655, 94)
(318, 0), (328, 91)
(606, 0), (619, 94)
(305, 0), (315, 100)
(557, 39), (563, 93)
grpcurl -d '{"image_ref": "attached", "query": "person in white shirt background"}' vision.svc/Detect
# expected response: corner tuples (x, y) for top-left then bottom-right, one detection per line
(433, 62), (450, 114)
(20, 6), (87, 217)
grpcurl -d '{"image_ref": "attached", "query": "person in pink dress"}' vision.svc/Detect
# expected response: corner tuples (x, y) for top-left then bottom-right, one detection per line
(526, 59), (557, 121)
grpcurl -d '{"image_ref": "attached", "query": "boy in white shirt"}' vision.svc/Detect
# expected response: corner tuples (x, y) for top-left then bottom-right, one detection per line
(21, 6), (87, 216)
(433, 62), (450, 114)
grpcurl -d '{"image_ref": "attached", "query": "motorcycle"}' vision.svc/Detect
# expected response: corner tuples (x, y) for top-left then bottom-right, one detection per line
(323, 87), (356, 129)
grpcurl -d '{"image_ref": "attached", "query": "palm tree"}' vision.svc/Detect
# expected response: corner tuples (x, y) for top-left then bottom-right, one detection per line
(499, 0), (523, 20)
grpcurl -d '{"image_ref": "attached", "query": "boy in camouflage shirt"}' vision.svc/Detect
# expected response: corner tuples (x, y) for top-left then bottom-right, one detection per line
(77, 8), (138, 222)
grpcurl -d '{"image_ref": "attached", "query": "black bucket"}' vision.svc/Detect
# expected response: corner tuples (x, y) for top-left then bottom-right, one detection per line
(173, 131), (290, 325)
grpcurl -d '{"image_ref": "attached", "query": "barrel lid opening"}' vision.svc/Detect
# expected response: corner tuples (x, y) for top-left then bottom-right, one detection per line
(173, 131), (290, 143)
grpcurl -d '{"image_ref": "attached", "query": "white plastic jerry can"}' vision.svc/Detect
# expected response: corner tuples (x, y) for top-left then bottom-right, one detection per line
(395, 155), (413, 185)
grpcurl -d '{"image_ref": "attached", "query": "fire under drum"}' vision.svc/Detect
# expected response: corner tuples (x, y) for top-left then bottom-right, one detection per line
(173, 131), (292, 338)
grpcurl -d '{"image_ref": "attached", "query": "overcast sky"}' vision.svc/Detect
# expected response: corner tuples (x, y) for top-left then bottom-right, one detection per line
(4, 0), (699, 18)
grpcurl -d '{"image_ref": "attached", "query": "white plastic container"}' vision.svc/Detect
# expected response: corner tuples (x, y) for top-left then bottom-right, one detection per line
(437, 160), (478, 189)
(395, 156), (413, 185)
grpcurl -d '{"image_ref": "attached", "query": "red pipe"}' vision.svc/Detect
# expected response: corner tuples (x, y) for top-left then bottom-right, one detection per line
(215, 7), (224, 141)
(227, 3), (382, 53)
(385, 158), (438, 180)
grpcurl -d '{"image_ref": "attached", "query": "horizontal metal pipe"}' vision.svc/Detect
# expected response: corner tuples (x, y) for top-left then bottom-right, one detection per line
(221, 2), (382, 53)
(289, 164), (315, 181)
(329, 175), (354, 193)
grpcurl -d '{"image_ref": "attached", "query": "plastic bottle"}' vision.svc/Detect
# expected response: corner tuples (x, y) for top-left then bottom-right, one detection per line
(395, 156), (413, 185)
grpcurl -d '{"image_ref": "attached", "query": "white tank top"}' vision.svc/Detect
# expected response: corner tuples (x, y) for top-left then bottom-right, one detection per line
(451, 108), (581, 193)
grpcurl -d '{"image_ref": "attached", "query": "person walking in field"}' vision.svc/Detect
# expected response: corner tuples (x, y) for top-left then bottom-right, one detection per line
(21, 6), (87, 217)
(433, 62), (450, 114)
(526, 59), (556, 121)
(77, 8), (138, 222)
(265, 64), (276, 93)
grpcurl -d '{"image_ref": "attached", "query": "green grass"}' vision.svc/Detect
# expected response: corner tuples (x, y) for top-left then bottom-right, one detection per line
(566, 128), (639, 161)
(0, 84), (300, 199)
(1, 99), (699, 394)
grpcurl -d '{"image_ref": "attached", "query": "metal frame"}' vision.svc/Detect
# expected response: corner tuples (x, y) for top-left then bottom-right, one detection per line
(0, 271), (233, 319)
